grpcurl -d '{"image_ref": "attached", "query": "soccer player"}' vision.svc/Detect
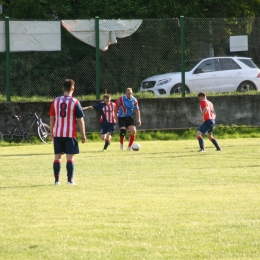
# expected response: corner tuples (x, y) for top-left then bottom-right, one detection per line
(196, 92), (221, 152)
(49, 79), (86, 185)
(82, 94), (116, 151)
(114, 88), (141, 150)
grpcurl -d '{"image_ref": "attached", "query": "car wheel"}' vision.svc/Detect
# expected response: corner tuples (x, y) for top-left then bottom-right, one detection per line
(170, 84), (190, 94)
(236, 81), (256, 92)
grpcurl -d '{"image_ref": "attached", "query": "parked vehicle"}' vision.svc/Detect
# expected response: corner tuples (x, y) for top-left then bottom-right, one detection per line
(140, 57), (260, 96)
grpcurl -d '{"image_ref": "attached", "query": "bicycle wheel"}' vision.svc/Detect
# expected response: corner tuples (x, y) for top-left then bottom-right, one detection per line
(0, 124), (22, 143)
(38, 123), (52, 144)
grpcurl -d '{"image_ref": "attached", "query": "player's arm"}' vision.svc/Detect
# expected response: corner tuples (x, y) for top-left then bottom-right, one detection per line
(49, 116), (55, 139)
(200, 103), (208, 121)
(114, 100), (119, 123)
(135, 109), (141, 126)
(82, 106), (93, 110)
(84, 103), (104, 111)
(201, 107), (208, 116)
(77, 117), (86, 143)
(49, 101), (55, 139)
(76, 103), (87, 143)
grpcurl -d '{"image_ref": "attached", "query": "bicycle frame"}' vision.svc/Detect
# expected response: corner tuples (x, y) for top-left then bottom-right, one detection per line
(12, 112), (43, 141)
(1, 111), (51, 143)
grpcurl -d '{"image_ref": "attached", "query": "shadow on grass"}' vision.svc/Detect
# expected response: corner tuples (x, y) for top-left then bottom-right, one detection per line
(224, 165), (260, 168)
(1, 153), (53, 157)
(0, 184), (54, 189)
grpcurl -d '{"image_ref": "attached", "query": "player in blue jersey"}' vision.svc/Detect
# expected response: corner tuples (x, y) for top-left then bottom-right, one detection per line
(114, 88), (141, 150)
(83, 94), (116, 151)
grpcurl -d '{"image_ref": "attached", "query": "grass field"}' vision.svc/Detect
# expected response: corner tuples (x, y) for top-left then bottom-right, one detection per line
(1, 139), (260, 259)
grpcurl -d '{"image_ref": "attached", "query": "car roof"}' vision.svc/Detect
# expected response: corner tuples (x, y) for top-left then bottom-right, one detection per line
(204, 56), (251, 59)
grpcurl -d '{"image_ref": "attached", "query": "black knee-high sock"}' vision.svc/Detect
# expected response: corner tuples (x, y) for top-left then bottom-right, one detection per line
(103, 139), (110, 150)
(210, 138), (221, 150)
(197, 136), (204, 150)
(66, 160), (74, 183)
(53, 160), (61, 182)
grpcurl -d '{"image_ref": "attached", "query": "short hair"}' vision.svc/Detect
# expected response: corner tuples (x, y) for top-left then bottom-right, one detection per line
(63, 79), (75, 92)
(198, 92), (206, 98)
(126, 88), (133, 93)
(103, 94), (111, 100)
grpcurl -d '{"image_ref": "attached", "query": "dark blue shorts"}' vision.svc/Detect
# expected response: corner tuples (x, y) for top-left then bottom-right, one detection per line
(198, 120), (215, 134)
(53, 137), (79, 154)
(100, 123), (116, 135)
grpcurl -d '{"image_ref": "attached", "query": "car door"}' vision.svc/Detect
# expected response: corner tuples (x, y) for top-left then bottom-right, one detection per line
(216, 58), (242, 92)
(191, 58), (219, 93)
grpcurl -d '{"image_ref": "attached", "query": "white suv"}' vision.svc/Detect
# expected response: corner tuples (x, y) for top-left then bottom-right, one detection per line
(140, 57), (260, 96)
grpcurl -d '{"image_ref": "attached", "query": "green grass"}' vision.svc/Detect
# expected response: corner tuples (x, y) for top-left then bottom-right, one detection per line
(1, 139), (260, 259)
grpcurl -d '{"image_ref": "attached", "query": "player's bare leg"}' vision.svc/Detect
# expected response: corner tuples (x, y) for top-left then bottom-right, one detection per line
(207, 132), (221, 151)
(120, 127), (126, 150)
(127, 125), (136, 150)
(196, 130), (205, 152)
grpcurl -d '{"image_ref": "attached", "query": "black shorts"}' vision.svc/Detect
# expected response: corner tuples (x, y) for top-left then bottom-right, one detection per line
(53, 137), (79, 155)
(118, 116), (135, 128)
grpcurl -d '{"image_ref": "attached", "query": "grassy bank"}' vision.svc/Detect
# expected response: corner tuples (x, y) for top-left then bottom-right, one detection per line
(0, 125), (259, 146)
(1, 91), (260, 102)
(86, 125), (260, 142)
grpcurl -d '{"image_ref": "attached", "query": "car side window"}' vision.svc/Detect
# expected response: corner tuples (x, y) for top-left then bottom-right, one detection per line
(194, 59), (216, 73)
(219, 58), (241, 71)
(238, 59), (258, 68)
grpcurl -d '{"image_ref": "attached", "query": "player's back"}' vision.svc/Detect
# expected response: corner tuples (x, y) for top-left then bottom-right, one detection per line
(53, 95), (78, 137)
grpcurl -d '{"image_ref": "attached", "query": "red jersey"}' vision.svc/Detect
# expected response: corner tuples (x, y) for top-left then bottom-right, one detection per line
(49, 95), (84, 138)
(200, 99), (216, 121)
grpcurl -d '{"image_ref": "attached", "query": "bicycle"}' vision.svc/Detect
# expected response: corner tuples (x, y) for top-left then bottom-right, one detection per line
(0, 111), (51, 144)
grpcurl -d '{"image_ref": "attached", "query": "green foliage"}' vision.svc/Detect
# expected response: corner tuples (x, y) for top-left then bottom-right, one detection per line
(85, 125), (260, 143)
(1, 91), (260, 102)
(1, 126), (259, 147)
(1, 0), (260, 19)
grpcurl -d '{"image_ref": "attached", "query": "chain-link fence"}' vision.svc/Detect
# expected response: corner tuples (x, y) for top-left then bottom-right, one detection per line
(1, 17), (260, 99)
(184, 17), (260, 63)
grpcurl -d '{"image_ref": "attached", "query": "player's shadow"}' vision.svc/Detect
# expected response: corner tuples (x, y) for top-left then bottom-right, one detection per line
(227, 165), (260, 168)
(1, 153), (53, 157)
(0, 184), (54, 189)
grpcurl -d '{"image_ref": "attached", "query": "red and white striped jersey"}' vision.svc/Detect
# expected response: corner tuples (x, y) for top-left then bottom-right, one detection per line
(93, 102), (116, 124)
(49, 95), (84, 138)
(200, 99), (216, 121)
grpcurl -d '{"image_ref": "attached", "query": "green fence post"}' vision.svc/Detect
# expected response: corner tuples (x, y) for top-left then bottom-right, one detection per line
(95, 16), (100, 100)
(5, 16), (11, 101)
(180, 16), (185, 98)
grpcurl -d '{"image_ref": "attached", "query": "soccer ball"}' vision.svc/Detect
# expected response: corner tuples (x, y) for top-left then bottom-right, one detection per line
(132, 143), (141, 151)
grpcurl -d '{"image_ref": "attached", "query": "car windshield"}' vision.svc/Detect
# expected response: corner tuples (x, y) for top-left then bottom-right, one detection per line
(238, 59), (258, 68)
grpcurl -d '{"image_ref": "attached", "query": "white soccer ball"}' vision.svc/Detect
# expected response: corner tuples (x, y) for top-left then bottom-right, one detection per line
(132, 143), (141, 151)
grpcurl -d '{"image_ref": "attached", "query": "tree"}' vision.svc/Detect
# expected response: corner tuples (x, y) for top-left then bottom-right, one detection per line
(1, 0), (260, 20)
